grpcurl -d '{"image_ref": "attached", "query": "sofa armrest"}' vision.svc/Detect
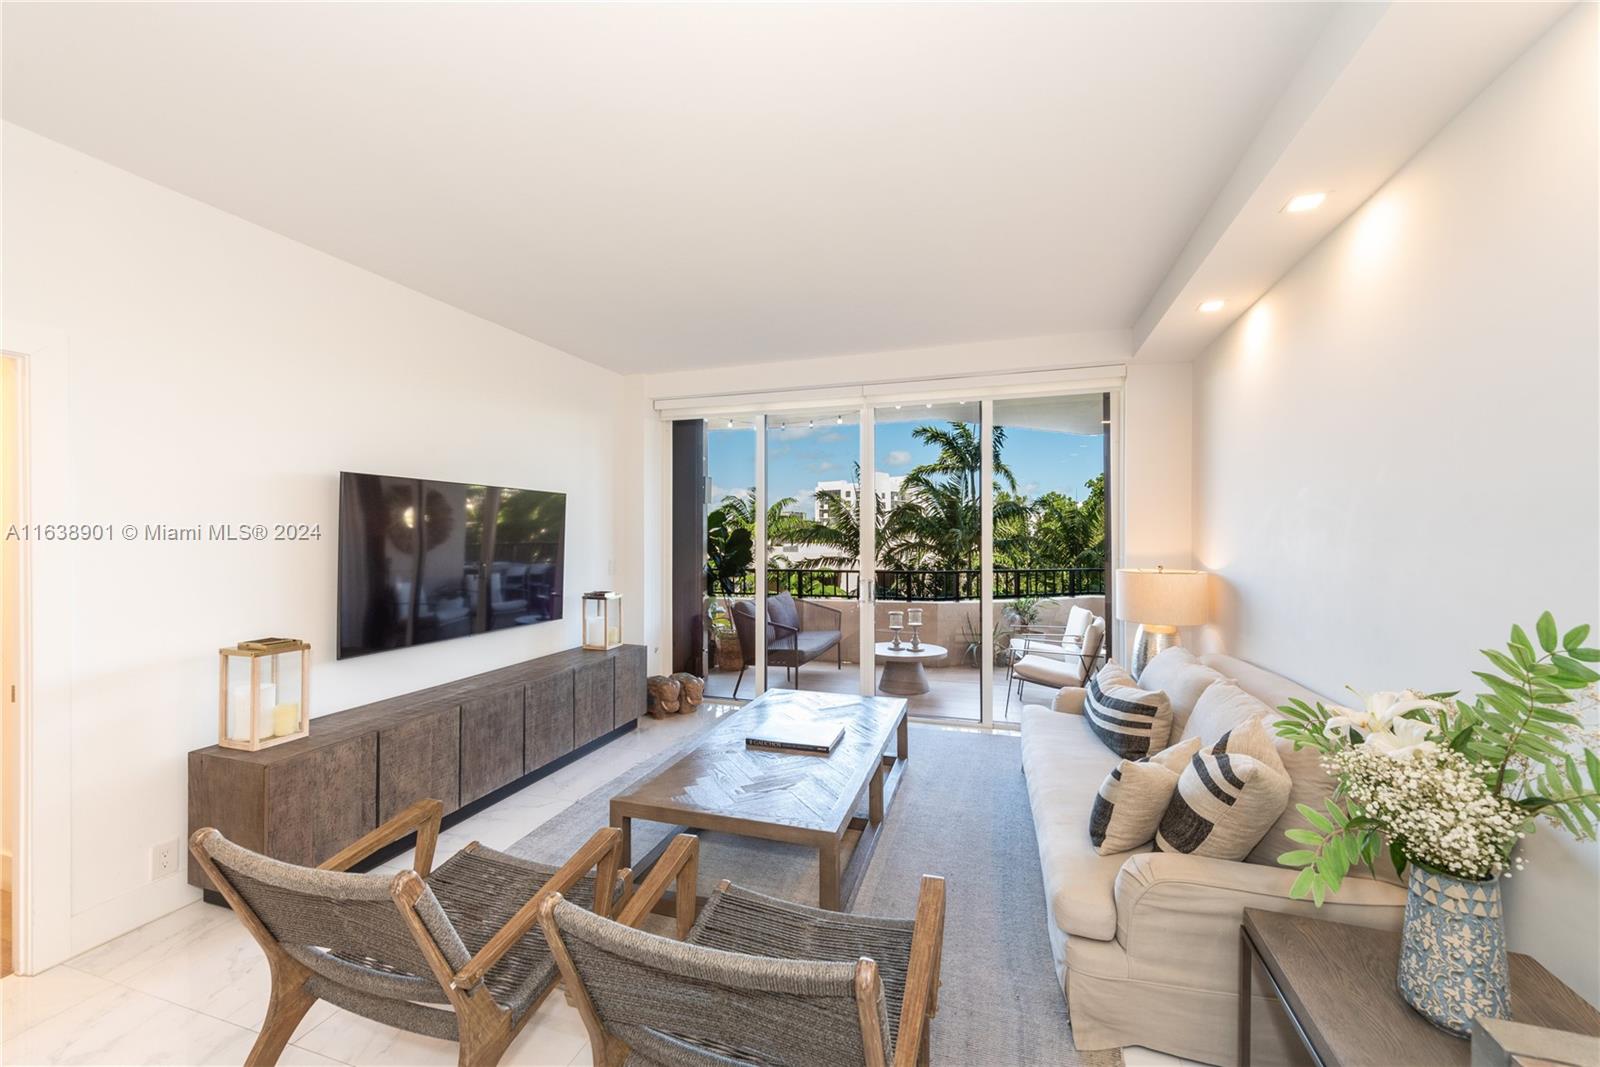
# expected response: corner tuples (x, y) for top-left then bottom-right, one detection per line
(1111, 851), (1406, 991)
(1051, 687), (1087, 714)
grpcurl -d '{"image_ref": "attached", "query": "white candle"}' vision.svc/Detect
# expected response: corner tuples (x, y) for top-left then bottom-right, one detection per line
(888, 611), (904, 628)
(907, 608), (923, 627)
(272, 702), (300, 737)
(585, 614), (604, 646)
(228, 681), (277, 740)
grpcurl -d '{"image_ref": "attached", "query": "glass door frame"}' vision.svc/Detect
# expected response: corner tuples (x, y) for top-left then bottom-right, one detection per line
(855, 385), (1121, 729)
(665, 372), (1124, 727)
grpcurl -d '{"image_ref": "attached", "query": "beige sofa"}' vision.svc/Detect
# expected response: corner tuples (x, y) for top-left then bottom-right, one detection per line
(1019, 651), (1408, 1066)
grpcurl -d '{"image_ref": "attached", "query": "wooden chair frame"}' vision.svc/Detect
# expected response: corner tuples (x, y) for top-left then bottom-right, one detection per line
(190, 801), (628, 1067)
(541, 834), (946, 1067)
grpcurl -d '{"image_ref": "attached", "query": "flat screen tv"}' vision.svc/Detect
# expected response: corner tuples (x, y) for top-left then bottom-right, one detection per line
(337, 472), (566, 659)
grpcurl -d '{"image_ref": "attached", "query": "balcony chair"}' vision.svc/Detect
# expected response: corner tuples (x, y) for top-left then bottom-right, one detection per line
(1005, 615), (1106, 715)
(539, 834), (947, 1067)
(730, 591), (843, 696)
(1003, 603), (1093, 669)
(190, 802), (630, 1067)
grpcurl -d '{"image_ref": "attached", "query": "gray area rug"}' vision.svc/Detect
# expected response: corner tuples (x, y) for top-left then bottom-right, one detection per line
(508, 722), (1122, 1067)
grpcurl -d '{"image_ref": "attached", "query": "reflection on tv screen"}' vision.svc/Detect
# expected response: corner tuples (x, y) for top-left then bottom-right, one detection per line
(337, 473), (566, 659)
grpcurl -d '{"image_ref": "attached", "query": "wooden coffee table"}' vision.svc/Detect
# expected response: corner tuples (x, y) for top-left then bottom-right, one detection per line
(609, 688), (909, 910)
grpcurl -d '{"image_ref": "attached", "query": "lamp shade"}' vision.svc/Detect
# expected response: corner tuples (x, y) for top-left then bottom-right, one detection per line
(1114, 568), (1208, 627)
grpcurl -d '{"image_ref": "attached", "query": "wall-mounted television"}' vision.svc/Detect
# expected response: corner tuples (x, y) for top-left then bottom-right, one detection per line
(337, 472), (566, 659)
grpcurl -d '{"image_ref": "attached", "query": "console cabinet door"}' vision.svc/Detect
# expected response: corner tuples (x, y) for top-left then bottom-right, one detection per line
(613, 645), (646, 728)
(265, 734), (377, 869)
(378, 704), (461, 823)
(460, 685), (526, 805)
(527, 670), (575, 772)
(573, 659), (614, 748)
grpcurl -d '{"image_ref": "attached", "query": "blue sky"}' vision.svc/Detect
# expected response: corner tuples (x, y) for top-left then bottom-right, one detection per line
(708, 419), (1104, 512)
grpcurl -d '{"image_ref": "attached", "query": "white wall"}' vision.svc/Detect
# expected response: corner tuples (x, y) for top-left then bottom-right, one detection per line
(2, 126), (628, 961)
(1192, 6), (1599, 1001)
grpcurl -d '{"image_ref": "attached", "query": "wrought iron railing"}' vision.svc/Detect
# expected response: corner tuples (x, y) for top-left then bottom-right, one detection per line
(707, 566), (1104, 601)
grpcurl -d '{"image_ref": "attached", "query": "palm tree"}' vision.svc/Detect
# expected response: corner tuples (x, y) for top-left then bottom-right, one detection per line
(714, 490), (813, 560)
(903, 422), (1017, 501)
(792, 466), (914, 570)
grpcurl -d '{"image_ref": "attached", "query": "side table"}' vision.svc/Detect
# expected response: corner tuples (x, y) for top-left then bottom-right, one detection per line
(1239, 908), (1600, 1067)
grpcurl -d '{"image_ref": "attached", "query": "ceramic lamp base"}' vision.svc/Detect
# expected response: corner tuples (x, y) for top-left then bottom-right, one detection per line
(1130, 624), (1178, 681)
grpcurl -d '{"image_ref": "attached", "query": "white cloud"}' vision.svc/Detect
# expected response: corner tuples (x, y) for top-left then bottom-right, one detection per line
(885, 449), (912, 467)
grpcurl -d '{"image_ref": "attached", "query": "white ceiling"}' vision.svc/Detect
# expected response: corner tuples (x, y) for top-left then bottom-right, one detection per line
(0, 3), (1570, 374)
(1, 2), (1334, 372)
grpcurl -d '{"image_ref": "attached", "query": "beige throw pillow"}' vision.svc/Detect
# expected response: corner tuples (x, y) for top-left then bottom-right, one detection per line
(1089, 738), (1202, 855)
(1085, 663), (1175, 759)
(1179, 679), (1275, 747)
(1136, 648), (1228, 735)
(1156, 717), (1292, 860)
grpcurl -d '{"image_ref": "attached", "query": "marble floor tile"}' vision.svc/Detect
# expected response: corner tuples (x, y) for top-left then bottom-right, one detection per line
(0, 705), (730, 1067)
(3, 982), (262, 1066)
(65, 902), (235, 985)
(1, 966), (118, 1041)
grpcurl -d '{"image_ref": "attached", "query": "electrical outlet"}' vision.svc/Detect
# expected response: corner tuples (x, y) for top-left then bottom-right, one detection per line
(152, 839), (179, 881)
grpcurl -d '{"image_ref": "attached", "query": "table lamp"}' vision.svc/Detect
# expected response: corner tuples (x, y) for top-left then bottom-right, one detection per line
(1114, 567), (1208, 679)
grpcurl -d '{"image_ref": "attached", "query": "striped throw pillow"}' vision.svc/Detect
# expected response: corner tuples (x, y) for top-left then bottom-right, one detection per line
(1085, 663), (1174, 759)
(1089, 738), (1202, 854)
(1155, 716), (1291, 860)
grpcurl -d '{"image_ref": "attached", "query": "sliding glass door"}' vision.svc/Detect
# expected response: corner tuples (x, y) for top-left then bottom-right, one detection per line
(681, 385), (1114, 725)
(990, 395), (1110, 722)
(763, 409), (864, 700)
(702, 418), (757, 700)
(864, 401), (984, 722)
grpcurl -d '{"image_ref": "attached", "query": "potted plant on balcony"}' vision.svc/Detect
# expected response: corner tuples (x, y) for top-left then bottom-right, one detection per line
(1005, 596), (1041, 634)
(1272, 612), (1600, 1036)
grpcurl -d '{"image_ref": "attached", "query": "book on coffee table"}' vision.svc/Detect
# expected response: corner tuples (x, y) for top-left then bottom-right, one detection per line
(745, 721), (846, 754)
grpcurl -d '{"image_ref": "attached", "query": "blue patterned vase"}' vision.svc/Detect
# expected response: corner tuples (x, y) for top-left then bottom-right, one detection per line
(1397, 866), (1510, 1036)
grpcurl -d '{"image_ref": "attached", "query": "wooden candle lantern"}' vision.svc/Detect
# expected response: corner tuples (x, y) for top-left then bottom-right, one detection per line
(582, 591), (622, 650)
(219, 638), (310, 751)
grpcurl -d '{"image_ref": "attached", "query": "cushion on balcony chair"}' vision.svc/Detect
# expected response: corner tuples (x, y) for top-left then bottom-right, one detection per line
(1014, 652), (1089, 688)
(768, 628), (842, 664)
(1064, 604), (1093, 641)
(767, 592), (801, 632)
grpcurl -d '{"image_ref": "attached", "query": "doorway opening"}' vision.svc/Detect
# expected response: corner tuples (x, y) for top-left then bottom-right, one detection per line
(1, 354), (22, 977)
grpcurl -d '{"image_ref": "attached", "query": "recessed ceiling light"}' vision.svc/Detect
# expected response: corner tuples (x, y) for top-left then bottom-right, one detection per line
(1198, 299), (1226, 313)
(1283, 191), (1328, 213)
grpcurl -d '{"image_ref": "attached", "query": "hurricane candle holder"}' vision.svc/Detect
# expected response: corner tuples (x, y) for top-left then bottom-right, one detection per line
(887, 610), (904, 650)
(907, 608), (923, 650)
(219, 638), (309, 751)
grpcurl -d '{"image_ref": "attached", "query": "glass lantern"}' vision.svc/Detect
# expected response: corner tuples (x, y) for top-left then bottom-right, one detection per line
(219, 638), (310, 751)
(582, 591), (622, 650)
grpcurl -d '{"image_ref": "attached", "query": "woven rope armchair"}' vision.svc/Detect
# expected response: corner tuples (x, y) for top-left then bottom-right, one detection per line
(190, 801), (629, 1067)
(540, 834), (946, 1067)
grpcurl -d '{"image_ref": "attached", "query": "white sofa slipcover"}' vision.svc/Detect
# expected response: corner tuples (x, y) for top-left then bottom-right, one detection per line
(1019, 652), (1408, 1066)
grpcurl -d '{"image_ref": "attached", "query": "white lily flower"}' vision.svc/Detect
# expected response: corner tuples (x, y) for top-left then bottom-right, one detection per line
(1362, 715), (1440, 759)
(1323, 704), (1375, 738)
(1365, 689), (1447, 727)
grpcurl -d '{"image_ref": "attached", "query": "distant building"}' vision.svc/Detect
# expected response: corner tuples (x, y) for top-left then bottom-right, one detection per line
(812, 473), (906, 524)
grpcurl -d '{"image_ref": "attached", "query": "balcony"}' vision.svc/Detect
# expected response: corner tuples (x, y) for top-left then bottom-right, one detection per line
(703, 567), (1107, 723)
